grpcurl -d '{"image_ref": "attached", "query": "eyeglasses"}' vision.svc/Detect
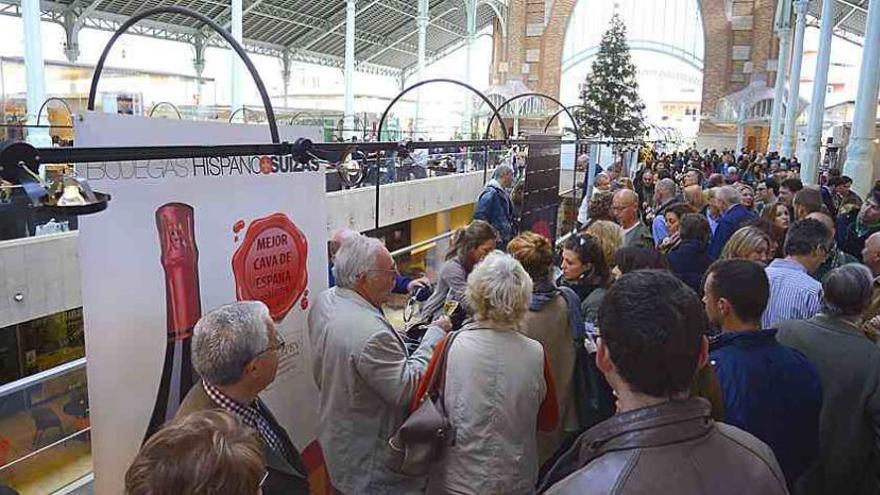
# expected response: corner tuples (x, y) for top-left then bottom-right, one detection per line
(254, 335), (286, 359)
(367, 263), (399, 276)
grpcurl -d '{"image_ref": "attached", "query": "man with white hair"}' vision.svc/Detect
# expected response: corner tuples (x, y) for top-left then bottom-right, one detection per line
(708, 185), (758, 259)
(474, 163), (515, 249)
(308, 234), (451, 494)
(176, 301), (308, 495)
(328, 228), (428, 294)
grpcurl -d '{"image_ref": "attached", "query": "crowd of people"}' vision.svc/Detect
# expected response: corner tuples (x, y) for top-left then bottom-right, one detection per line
(120, 147), (880, 495)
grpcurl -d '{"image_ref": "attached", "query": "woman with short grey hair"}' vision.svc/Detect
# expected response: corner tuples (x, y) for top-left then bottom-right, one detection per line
(424, 252), (558, 494)
(776, 263), (880, 495)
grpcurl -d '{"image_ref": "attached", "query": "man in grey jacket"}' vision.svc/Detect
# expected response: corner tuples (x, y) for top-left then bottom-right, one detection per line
(308, 234), (450, 494)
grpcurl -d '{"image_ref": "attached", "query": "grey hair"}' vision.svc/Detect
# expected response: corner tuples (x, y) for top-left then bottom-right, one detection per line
(192, 301), (271, 386)
(717, 186), (743, 206)
(821, 263), (874, 317)
(657, 178), (677, 196)
(493, 163), (514, 180)
(333, 234), (386, 288)
(465, 251), (533, 326)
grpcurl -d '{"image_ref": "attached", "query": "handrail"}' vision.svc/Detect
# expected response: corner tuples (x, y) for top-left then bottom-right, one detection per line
(0, 357), (86, 399)
(390, 230), (455, 258)
(0, 427), (91, 472)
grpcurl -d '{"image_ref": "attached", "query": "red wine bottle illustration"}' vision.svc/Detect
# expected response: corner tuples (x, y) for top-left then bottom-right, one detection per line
(145, 203), (202, 440)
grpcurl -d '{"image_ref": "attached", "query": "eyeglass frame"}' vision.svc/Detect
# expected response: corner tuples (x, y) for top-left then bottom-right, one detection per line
(253, 334), (286, 360)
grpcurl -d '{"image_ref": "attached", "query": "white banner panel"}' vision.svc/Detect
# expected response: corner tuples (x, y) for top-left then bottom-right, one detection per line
(75, 113), (328, 494)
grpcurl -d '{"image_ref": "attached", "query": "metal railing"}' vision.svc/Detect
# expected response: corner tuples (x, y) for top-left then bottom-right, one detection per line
(0, 357), (86, 399)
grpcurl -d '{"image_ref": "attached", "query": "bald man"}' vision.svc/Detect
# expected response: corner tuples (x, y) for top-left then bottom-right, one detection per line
(613, 189), (654, 248)
(807, 211), (858, 282)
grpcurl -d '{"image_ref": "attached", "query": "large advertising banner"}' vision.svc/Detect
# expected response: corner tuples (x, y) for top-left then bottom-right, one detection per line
(75, 113), (329, 494)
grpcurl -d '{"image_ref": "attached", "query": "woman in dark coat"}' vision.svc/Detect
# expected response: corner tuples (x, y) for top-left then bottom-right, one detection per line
(666, 213), (713, 294)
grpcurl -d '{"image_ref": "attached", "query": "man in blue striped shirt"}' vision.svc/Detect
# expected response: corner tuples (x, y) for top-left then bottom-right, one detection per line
(762, 219), (830, 328)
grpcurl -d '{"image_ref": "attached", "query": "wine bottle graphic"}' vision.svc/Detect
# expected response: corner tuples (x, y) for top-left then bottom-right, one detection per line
(145, 203), (202, 440)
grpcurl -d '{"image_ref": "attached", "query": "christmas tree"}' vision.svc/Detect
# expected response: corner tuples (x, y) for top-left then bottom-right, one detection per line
(576, 13), (647, 141)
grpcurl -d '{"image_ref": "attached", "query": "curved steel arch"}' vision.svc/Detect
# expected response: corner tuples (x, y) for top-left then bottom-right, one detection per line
(561, 40), (704, 73)
(542, 105), (582, 133)
(484, 92), (581, 140)
(228, 106), (251, 123)
(377, 78), (508, 140)
(36, 97), (73, 126)
(148, 101), (183, 119)
(87, 6), (280, 143)
(476, 0), (506, 37)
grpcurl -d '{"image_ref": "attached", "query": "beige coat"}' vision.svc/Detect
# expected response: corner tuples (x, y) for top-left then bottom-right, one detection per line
(519, 293), (578, 464)
(425, 323), (553, 495)
(307, 287), (445, 494)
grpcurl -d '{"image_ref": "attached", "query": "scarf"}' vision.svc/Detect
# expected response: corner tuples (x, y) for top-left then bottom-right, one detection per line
(529, 279), (559, 311)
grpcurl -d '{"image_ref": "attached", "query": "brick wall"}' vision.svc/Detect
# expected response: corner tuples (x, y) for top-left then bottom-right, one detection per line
(495, 0), (776, 141)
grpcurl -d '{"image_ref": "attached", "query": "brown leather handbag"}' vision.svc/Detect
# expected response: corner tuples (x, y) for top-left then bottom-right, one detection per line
(387, 331), (460, 477)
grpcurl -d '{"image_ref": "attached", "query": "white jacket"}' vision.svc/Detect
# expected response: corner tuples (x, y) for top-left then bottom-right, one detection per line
(308, 287), (445, 494)
(426, 323), (550, 495)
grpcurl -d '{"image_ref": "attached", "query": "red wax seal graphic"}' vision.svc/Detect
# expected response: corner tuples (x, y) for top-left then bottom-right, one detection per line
(232, 213), (309, 321)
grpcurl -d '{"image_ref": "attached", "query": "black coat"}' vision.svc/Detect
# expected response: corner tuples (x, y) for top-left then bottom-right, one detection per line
(666, 239), (712, 294)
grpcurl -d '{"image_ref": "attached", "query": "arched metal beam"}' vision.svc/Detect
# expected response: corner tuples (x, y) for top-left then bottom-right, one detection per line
(148, 101), (183, 119)
(87, 6), (279, 143)
(377, 78), (508, 140)
(562, 40), (704, 73)
(543, 105), (582, 133)
(228, 106), (250, 123)
(476, 0), (506, 37)
(36, 97), (73, 126)
(484, 92), (580, 140)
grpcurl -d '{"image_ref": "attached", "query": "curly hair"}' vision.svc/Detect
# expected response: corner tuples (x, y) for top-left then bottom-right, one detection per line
(507, 231), (554, 281)
(466, 251), (533, 326)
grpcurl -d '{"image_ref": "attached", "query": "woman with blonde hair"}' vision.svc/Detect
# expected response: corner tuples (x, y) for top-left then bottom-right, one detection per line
(720, 226), (772, 264)
(422, 252), (558, 494)
(585, 220), (623, 269)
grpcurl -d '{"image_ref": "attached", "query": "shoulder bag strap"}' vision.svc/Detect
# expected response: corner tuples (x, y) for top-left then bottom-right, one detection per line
(428, 330), (460, 400)
(557, 286), (585, 339)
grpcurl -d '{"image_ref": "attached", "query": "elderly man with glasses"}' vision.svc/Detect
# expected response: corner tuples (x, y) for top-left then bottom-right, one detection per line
(308, 233), (451, 494)
(175, 301), (308, 495)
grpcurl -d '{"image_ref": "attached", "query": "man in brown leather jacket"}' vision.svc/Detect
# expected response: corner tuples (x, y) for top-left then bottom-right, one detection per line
(539, 270), (788, 495)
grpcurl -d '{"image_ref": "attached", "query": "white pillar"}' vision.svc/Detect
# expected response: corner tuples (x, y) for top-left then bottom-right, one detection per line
(462, 34), (475, 137)
(843, 0), (880, 197)
(736, 103), (746, 152)
(768, 27), (791, 152)
(22, 0), (50, 146)
(782, 0), (809, 159)
(343, 0), (356, 139)
(462, 0), (476, 138)
(281, 51), (291, 110)
(414, 0), (428, 137)
(229, 0), (242, 115)
(801, 0), (836, 184)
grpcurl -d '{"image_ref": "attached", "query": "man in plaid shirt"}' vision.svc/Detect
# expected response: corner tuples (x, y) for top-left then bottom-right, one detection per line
(175, 301), (309, 495)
